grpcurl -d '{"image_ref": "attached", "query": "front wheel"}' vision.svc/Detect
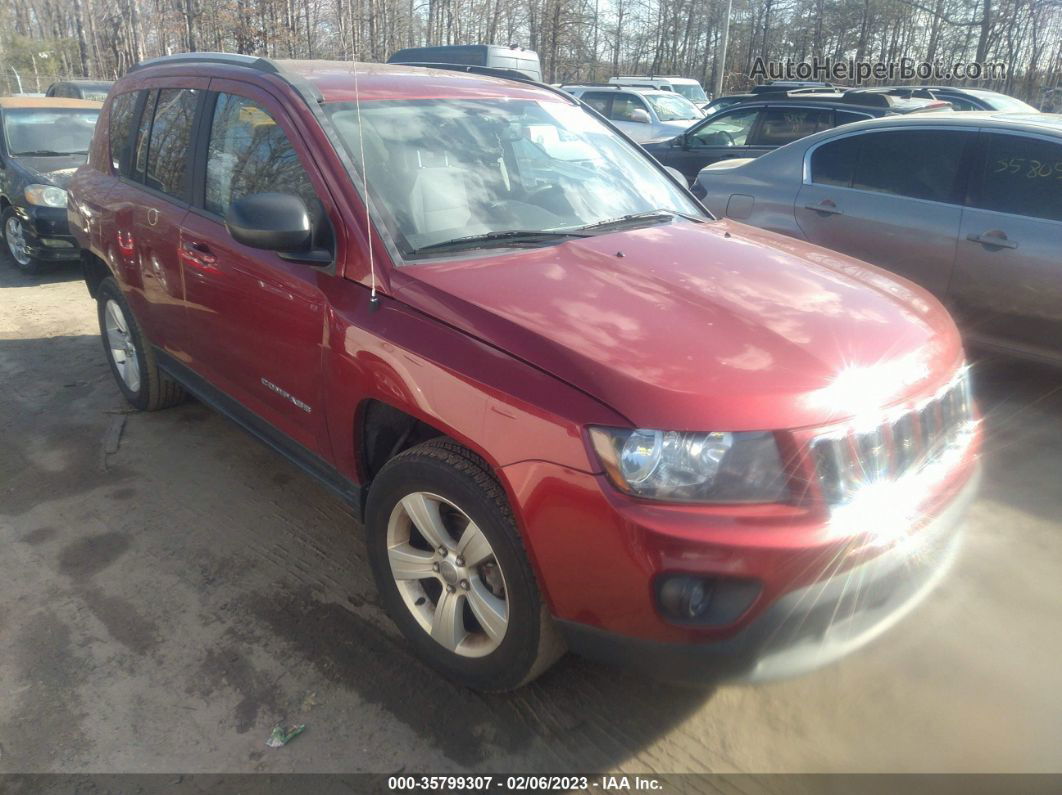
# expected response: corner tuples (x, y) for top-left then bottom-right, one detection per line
(2, 208), (50, 275)
(365, 439), (564, 691)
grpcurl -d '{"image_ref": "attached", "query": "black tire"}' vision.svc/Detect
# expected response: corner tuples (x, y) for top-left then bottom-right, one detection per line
(365, 438), (565, 691)
(2, 207), (53, 275)
(96, 277), (185, 411)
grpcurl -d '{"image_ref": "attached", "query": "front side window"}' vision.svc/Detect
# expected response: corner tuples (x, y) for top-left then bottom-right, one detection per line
(325, 97), (704, 257)
(851, 129), (971, 203)
(204, 93), (318, 219)
(144, 88), (199, 200)
(644, 93), (702, 121)
(753, 107), (833, 146)
(609, 94), (649, 122)
(688, 108), (760, 147)
(109, 91), (139, 172)
(975, 133), (1062, 222)
(2, 108), (99, 157)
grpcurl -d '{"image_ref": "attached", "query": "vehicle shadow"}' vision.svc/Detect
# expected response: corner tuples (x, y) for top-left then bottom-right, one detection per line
(0, 330), (717, 773)
(0, 252), (82, 288)
(968, 351), (1062, 523)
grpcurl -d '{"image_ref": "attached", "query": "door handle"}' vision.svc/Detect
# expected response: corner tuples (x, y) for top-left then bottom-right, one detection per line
(179, 241), (219, 272)
(804, 199), (843, 215)
(966, 230), (1018, 250)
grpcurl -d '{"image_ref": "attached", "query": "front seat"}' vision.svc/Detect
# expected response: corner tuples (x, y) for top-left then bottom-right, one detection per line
(409, 165), (472, 234)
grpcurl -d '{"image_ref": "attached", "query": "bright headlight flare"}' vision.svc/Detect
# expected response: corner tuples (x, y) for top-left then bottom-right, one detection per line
(589, 427), (790, 503)
(25, 184), (68, 208)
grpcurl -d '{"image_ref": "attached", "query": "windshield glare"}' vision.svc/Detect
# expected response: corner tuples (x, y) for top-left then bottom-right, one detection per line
(325, 98), (703, 257)
(674, 83), (709, 103)
(3, 108), (99, 156)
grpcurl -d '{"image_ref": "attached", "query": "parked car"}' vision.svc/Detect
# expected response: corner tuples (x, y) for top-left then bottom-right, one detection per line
(69, 53), (981, 691)
(703, 86), (839, 116)
(644, 91), (949, 183)
(608, 75), (709, 105)
(0, 96), (102, 274)
(562, 85), (703, 142)
(695, 111), (1062, 365)
(387, 44), (542, 82)
(46, 79), (114, 101)
(850, 85), (1037, 112)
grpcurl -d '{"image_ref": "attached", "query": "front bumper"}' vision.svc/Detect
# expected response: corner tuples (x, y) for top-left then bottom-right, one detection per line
(13, 205), (79, 261)
(556, 464), (981, 683)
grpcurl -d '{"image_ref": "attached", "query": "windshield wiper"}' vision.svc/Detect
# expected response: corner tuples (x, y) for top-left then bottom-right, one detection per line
(13, 149), (87, 157)
(568, 208), (703, 234)
(410, 229), (591, 256)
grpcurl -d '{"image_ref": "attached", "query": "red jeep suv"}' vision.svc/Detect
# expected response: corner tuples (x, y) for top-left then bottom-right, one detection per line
(68, 54), (981, 691)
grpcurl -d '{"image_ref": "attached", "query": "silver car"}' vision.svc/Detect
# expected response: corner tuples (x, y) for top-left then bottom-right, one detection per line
(695, 112), (1062, 365)
(562, 85), (703, 143)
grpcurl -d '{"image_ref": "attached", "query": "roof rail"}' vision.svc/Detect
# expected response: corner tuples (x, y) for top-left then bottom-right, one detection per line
(130, 52), (281, 74)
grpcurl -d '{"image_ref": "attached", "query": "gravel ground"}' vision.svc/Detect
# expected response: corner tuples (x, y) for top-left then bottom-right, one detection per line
(1, 256), (1060, 775)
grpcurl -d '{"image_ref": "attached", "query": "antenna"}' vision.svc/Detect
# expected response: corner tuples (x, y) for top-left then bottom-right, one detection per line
(350, 58), (378, 307)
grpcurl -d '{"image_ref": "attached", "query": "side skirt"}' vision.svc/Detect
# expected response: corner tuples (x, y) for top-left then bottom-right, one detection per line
(155, 348), (366, 521)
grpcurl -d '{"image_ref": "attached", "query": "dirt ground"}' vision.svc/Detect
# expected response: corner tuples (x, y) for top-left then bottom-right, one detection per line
(1, 257), (1060, 776)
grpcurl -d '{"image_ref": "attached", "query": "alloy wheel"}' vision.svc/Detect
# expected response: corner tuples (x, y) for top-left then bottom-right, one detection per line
(386, 491), (509, 657)
(104, 299), (141, 393)
(5, 216), (31, 267)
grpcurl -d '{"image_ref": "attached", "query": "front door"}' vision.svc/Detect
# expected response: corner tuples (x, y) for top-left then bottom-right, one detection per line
(667, 106), (765, 182)
(949, 131), (1062, 359)
(180, 84), (335, 452)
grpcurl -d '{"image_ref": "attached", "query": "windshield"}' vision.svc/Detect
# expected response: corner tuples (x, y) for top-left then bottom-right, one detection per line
(983, 94), (1037, 112)
(674, 83), (709, 103)
(2, 108), (99, 156)
(644, 93), (703, 121)
(325, 98), (704, 258)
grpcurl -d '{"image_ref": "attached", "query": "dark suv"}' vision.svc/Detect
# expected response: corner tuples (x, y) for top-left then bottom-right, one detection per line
(645, 91), (949, 183)
(68, 54), (980, 691)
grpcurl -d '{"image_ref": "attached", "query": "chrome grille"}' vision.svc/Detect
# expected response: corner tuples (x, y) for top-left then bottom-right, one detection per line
(812, 369), (974, 505)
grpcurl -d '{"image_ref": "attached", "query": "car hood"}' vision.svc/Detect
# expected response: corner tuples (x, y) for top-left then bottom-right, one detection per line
(393, 220), (964, 431)
(12, 154), (87, 188)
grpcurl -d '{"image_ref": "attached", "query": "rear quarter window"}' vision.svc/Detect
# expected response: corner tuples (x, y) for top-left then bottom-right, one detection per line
(108, 91), (139, 173)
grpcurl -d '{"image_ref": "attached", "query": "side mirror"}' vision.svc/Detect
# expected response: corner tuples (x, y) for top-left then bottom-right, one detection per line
(629, 108), (652, 124)
(225, 192), (330, 265)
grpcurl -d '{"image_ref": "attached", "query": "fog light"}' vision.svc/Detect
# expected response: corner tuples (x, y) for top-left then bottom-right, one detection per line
(40, 238), (74, 248)
(658, 575), (713, 620)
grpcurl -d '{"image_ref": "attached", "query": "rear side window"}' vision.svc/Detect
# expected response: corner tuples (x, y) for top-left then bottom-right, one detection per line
(204, 93), (318, 219)
(974, 133), (1062, 222)
(132, 90), (157, 181)
(144, 88), (199, 200)
(850, 129), (971, 203)
(810, 135), (861, 186)
(580, 93), (612, 116)
(753, 108), (832, 146)
(108, 91), (139, 173)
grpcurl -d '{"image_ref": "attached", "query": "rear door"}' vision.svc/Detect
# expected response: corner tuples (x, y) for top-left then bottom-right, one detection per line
(666, 106), (764, 182)
(179, 83), (335, 451)
(950, 131), (1062, 358)
(794, 127), (976, 297)
(121, 82), (208, 355)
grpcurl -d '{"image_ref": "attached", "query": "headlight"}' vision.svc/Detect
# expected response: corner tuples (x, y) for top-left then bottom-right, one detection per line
(589, 427), (789, 503)
(24, 184), (68, 208)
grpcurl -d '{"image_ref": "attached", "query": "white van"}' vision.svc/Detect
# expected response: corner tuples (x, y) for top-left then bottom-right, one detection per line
(608, 76), (709, 105)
